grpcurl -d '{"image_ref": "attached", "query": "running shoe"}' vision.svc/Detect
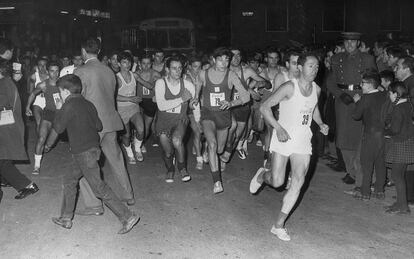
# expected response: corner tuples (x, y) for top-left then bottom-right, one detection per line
(256, 139), (263, 147)
(249, 167), (265, 194)
(220, 161), (226, 172)
(32, 167), (40, 175)
(237, 149), (247, 160)
(213, 181), (223, 194)
(52, 217), (72, 229)
(270, 225), (291, 241)
(127, 156), (136, 165)
(202, 150), (209, 163)
(196, 158), (203, 170)
(165, 171), (174, 183)
(134, 151), (144, 162)
(220, 151), (231, 163)
(180, 168), (191, 182)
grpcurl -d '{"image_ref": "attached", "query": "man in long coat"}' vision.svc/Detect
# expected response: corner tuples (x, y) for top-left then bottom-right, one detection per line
(327, 32), (377, 189)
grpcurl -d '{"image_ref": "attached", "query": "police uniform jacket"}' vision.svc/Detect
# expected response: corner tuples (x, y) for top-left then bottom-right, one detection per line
(327, 50), (377, 150)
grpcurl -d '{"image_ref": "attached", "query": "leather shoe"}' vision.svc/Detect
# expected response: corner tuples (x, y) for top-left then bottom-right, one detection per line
(15, 183), (39, 199)
(342, 174), (355, 185)
(118, 213), (140, 234)
(0, 182), (11, 187)
(75, 207), (104, 216)
(52, 217), (72, 229)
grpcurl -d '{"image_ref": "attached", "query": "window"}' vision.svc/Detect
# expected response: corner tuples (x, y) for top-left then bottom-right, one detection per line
(169, 29), (191, 48)
(266, 0), (288, 32)
(322, 0), (345, 32)
(147, 30), (168, 49)
(378, 0), (401, 31)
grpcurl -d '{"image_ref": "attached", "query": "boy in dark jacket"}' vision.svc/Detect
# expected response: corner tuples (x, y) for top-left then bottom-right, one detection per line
(46, 74), (139, 234)
(352, 71), (387, 200)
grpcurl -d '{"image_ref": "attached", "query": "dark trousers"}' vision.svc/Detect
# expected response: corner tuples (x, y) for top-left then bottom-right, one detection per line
(406, 171), (414, 201)
(391, 163), (409, 210)
(0, 159), (31, 191)
(360, 132), (386, 195)
(61, 147), (132, 222)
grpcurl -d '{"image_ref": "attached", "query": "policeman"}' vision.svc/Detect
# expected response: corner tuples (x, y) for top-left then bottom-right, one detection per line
(327, 32), (377, 189)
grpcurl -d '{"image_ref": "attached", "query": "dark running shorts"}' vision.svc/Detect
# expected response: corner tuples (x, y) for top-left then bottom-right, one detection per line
(140, 98), (157, 117)
(201, 109), (231, 130)
(232, 104), (251, 122)
(42, 109), (56, 123)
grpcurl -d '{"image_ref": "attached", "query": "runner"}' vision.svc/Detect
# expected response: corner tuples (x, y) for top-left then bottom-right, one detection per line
(29, 57), (49, 130)
(221, 47), (270, 164)
(249, 53), (329, 241)
(26, 61), (63, 174)
(154, 56), (195, 183)
(116, 51), (151, 163)
(152, 49), (166, 76)
(184, 55), (203, 170)
(199, 47), (250, 193)
(259, 47), (286, 168)
(136, 54), (162, 154)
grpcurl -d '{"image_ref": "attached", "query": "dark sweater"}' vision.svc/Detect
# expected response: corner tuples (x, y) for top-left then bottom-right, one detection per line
(384, 101), (414, 142)
(53, 94), (102, 154)
(353, 91), (387, 133)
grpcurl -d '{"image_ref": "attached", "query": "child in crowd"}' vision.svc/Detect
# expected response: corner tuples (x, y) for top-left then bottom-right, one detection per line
(383, 81), (414, 214)
(352, 71), (387, 200)
(378, 70), (395, 91)
(46, 74), (139, 234)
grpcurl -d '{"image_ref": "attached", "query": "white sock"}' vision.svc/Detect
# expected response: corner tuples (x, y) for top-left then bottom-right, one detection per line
(196, 156), (203, 163)
(134, 138), (142, 151)
(34, 154), (42, 168)
(124, 144), (134, 157)
(236, 140), (243, 150)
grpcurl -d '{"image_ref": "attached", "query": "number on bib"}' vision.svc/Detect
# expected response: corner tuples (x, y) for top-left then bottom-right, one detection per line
(302, 114), (310, 125)
(210, 92), (225, 107)
(233, 92), (240, 101)
(52, 93), (62, 105)
(143, 87), (151, 96)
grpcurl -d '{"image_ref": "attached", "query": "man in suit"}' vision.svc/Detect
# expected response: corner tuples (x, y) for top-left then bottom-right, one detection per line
(74, 37), (135, 215)
(327, 32), (377, 191)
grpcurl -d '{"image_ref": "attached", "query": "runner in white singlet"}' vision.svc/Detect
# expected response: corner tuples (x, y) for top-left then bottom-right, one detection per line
(249, 54), (329, 242)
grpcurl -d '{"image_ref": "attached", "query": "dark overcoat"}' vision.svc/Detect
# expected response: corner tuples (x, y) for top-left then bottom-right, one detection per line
(0, 77), (28, 160)
(327, 50), (377, 150)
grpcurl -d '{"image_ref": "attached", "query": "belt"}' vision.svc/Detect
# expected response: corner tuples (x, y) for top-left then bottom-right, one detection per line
(338, 84), (361, 91)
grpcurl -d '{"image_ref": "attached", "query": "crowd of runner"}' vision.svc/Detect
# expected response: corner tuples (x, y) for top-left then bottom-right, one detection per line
(0, 32), (413, 240)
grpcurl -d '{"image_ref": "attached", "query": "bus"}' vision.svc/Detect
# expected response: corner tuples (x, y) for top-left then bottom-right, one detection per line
(121, 17), (195, 54)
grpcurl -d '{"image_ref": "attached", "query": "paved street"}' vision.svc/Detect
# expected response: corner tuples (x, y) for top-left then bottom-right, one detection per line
(0, 122), (413, 259)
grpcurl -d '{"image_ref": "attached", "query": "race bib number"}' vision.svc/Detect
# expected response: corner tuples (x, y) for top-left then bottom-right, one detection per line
(210, 92), (225, 107)
(166, 105), (181, 114)
(143, 87), (151, 96)
(233, 92), (240, 101)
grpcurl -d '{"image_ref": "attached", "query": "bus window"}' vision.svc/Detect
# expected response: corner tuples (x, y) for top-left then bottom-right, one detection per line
(138, 30), (146, 49)
(169, 29), (191, 48)
(147, 30), (168, 49)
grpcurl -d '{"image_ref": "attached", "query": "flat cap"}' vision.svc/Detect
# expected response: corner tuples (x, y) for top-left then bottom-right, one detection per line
(341, 32), (361, 40)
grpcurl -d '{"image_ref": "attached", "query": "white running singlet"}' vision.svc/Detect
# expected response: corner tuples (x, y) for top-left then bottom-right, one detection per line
(117, 71), (137, 107)
(269, 78), (318, 156)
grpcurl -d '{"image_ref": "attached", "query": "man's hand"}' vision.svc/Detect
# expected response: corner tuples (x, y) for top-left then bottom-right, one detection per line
(25, 107), (32, 116)
(249, 90), (261, 101)
(275, 126), (291, 142)
(219, 100), (232, 110)
(319, 123), (329, 136)
(190, 98), (199, 109)
(13, 72), (23, 82)
(339, 93), (354, 105)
